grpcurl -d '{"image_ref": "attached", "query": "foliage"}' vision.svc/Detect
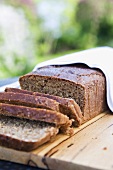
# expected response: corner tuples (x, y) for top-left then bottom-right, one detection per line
(1, 0), (113, 78)
(0, 0), (37, 78)
(56, 0), (113, 50)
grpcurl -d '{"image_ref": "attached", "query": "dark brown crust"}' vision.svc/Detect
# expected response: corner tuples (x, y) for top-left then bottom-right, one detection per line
(5, 88), (83, 126)
(0, 92), (61, 112)
(19, 65), (104, 86)
(0, 103), (70, 126)
(5, 88), (33, 95)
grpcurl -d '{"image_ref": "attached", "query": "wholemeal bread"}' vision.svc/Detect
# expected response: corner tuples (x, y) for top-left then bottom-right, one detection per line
(0, 115), (59, 151)
(0, 103), (71, 127)
(0, 93), (74, 151)
(5, 88), (82, 126)
(0, 64), (107, 151)
(19, 64), (107, 123)
(0, 92), (67, 113)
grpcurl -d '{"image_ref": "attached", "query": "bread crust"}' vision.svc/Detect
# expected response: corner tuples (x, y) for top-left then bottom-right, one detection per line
(0, 92), (62, 112)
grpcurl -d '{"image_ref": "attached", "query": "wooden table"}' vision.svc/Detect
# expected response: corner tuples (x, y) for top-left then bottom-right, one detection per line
(0, 110), (112, 170)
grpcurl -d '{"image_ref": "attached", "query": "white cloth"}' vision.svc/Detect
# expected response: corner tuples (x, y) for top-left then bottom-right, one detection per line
(33, 46), (113, 112)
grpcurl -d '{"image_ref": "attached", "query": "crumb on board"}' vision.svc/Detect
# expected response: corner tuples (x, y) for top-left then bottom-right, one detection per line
(103, 147), (107, 150)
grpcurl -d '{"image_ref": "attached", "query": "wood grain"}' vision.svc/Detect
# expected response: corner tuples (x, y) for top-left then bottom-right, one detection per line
(0, 111), (112, 170)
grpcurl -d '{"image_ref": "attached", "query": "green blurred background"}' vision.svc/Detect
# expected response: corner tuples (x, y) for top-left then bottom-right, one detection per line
(0, 0), (113, 78)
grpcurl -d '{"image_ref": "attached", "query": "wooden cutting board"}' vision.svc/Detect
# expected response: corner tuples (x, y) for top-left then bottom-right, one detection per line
(0, 110), (113, 170)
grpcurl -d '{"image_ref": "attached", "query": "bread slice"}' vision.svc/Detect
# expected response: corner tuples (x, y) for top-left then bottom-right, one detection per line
(19, 64), (107, 124)
(0, 115), (59, 151)
(0, 92), (64, 113)
(5, 88), (83, 126)
(0, 103), (71, 126)
(0, 103), (73, 136)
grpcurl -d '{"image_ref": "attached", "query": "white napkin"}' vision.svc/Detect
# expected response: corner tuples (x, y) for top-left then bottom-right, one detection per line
(33, 46), (113, 112)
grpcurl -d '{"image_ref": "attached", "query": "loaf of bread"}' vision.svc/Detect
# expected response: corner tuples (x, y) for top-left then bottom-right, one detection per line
(0, 64), (108, 151)
(19, 64), (108, 124)
(0, 115), (59, 151)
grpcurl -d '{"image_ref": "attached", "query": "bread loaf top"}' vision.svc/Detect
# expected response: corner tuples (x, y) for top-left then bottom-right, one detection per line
(24, 64), (104, 85)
